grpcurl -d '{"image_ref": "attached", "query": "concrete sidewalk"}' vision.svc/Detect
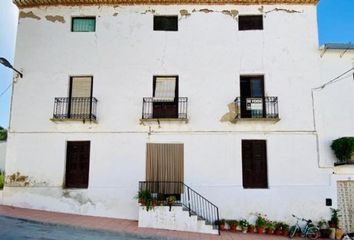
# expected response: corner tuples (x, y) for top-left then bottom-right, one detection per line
(0, 205), (293, 240)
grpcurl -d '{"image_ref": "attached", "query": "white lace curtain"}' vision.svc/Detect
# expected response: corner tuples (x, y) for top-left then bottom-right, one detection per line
(337, 181), (354, 233)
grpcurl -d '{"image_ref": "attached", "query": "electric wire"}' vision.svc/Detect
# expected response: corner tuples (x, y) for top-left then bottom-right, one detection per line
(0, 82), (12, 98)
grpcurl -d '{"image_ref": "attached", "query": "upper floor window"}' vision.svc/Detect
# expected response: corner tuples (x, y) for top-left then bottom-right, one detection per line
(239, 15), (263, 31)
(72, 17), (96, 32)
(153, 16), (178, 31)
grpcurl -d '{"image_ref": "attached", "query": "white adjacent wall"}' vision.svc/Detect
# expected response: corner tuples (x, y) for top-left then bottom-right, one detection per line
(4, 4), (343, 224)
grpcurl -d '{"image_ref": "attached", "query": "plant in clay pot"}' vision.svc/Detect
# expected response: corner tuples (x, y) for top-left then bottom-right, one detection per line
(274, 222), (283, 235)
(226, 220), (238, 232)
(239, 219), (249, 233)
(216, 219), (226, 231)
(282, 223), (290, 237)
(329, 208), (341, 228)
(166, 196), (176, 211)
(266, 221), (275, 234)
(255, 213), (267, 234)
(248, 224), (256, 233)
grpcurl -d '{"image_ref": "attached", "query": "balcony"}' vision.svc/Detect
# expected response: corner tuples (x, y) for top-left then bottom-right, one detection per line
(141, 97), (188, 122)
(52, 97), (97, 122)
(234, 96), (279, 122)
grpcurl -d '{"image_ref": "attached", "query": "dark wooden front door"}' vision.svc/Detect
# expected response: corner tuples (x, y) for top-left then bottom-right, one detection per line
(242, 140), (268, 188)
(65, 141), (90, 188)
(240, 76), (265, 118)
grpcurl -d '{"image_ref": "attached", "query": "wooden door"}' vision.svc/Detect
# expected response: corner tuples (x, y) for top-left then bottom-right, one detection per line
(242, 140), (268, 188)
(65, 141), (90, 188)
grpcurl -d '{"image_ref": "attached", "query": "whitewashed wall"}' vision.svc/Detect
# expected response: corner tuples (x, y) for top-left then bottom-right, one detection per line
(0, 141), (6, 171)
(4, 4), (336, 223)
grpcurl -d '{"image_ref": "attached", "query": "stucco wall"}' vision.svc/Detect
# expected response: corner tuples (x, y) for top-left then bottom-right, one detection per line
(4, 4), (339, 223)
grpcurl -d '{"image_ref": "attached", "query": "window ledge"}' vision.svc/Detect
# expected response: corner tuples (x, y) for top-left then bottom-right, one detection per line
(140, 118), (188, 124)
(334, 162), (354, 174)
(233, 117), (280, 123)
(50, 118), (97, 124)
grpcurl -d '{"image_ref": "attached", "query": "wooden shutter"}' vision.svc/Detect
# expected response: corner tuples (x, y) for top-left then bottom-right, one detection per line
(65, 141), (90, 188)
(69, 76), (93, 118)
(242, 140), (268, 188)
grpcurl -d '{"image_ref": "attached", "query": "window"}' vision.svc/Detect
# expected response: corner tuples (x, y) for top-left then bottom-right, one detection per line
(65, 141), (90, 188)
(240, 75), (265, 118)
(152, 76), (179, 118)
(153, 16), (178, 31)
(242, 140), (268, 188)
(239, 15), (263, 31)
(68, 76), (93, 119)
(72, 17), (96, 32)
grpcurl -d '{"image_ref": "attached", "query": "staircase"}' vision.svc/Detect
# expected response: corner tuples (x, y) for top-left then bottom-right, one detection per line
(138, 181), (220, 235)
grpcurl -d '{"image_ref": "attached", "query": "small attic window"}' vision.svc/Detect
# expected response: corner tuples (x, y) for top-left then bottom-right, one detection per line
(72, 17), (96, 32)
(239, 15), (263, 31)
(153, 16), (178, 31)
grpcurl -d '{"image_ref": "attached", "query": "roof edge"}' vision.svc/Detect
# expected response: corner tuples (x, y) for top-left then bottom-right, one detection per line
(13, 0), (319, 8)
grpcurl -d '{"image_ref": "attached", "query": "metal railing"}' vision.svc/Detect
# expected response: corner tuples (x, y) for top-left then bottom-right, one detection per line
(53, 97), (97, 121)
(234, 96), (279, 119)
(142, 97), (188, 119)
(138, 181), (220, 234)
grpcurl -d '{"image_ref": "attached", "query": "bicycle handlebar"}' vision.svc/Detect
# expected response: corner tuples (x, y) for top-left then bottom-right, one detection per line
(291, 214), (312, 223)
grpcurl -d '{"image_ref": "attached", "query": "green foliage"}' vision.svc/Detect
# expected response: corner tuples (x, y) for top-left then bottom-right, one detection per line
(216, 219), (226, 225)
(0, 127), (7, 141)
(0, 172), (4, 189)
(226, 219), (238, 226)
(329, 208), (341, 228)
(136, 189), (154, 211)
(331, 137), (354, 162)
(239, 219), (249, 228)
(255, 213), (268, 228)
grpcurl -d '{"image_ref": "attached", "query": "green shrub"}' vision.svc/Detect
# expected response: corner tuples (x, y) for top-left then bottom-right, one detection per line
(0, 173), (4, 189)
(0, 127), (7, 141)
(331, 137), (354, 162)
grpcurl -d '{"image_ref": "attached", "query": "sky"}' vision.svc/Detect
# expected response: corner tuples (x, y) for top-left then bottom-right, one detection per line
(0, 0), (354, 128)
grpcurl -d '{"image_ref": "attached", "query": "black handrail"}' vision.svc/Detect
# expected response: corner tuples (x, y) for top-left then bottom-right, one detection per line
(53, 97), (97, 121)
(142, 97), (188, 119)
(234, 96), (278, 119)
(138, 181), (220, 235)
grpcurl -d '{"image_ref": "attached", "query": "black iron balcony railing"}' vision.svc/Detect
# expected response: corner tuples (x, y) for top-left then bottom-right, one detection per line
(234, 96), (279, 119)
(53, 97), (97, 121)
(142, 97), (188, 120)
(139, 181), (220, 234)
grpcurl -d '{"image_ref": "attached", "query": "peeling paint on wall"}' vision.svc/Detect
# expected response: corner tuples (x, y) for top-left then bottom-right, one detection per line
(113, 12), (118, 16)
(180, 9), (191, 17)
(45, 15), (65, 23)
(265, 8), (303, 14)
(6, 172), (30, 187)
(198, 8), (214, 14)
(19, 11), (41, 20)
(62, 191), (96, 206)
(220, 102), (238, 123)
(221, 10), (239, 18)
(141, 9), (156, 14)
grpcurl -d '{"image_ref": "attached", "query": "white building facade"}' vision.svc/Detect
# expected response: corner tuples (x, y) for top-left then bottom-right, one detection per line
(4, 0), (353, 232)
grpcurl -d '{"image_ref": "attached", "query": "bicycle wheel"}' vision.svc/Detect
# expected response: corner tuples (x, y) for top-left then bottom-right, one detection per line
(306, 226), (320, 239)
(289, 226), (298, 238)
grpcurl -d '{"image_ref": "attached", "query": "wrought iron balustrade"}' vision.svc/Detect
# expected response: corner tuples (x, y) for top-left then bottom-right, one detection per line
(53, 97), (97, 121)
(138, 181), (220, 234)
(234, 96), (279, 119)
(142, 97), (188, 120)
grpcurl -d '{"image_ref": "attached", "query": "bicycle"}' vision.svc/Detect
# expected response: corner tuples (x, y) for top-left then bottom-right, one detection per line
(342, 233), (354, 240)
(289, 214), (320, 239)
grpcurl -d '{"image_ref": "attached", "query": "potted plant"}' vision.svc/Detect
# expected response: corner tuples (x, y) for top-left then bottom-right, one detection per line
(239, 219), (249, 233)
(318, 219), (331, 238)
(166, 196), (176, 211)
(226, 220), (238, 232)
(248, 224), (256, 233)
(216, 219), (226, 231)
(329, 208), (341, 228)
(255, 213), (267, 234)
(331, 137), (354, 165)
(135, 189), (154, 211)
(274, 222), (283, 235)
(282, 223), (290, 237)
(266, 221), (275, 234)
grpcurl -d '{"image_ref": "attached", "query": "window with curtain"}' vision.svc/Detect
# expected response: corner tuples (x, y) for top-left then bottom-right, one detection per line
(153, 77), (177, 102)
(72, 17), (96, 32)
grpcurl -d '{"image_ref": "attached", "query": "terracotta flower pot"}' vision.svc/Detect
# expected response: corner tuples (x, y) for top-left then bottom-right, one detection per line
(248, 226), (256, 233)
(219, 224), (225, 231)
(275, 229), (283, 235)
(230, 224), (237, 232)
(283, 230), (289, 237)
(257, 227), (265, 234)
(267, 228), (274, 235)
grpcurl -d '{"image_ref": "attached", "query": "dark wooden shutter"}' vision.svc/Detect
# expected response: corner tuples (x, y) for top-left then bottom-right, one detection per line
(242, 140), (268, 188)
(65, 141), (90, 188)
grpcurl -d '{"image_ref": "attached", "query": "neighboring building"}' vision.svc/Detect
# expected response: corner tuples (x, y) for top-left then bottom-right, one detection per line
(0, 141), (6, 171)
(4, 0), (353, 234)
